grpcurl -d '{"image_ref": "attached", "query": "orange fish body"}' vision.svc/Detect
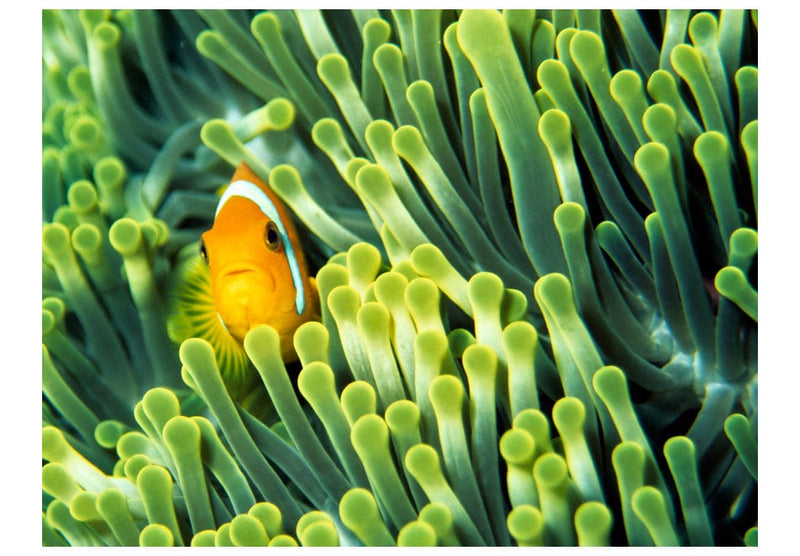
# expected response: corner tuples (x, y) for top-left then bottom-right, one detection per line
(200, 162), (319, 362)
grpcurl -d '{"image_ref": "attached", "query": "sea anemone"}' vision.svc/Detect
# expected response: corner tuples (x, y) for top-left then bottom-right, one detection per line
(42, 9), (757, 546)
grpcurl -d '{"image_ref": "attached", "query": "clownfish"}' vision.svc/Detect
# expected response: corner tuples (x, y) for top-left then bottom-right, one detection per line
(198, 161), (319, 362)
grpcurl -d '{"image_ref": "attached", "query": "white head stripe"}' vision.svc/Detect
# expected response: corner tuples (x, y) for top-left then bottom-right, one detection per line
(215, 180), (305, 315)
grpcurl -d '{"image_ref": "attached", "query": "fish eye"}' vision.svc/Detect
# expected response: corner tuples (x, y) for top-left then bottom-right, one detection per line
(265, 221), (282, 251)
(199, 239), (209, 264)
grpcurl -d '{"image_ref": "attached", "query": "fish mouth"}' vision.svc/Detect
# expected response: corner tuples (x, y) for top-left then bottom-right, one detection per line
(217, 263), (276, 290)
(219, 263), (262, 279)
(225, 268), (255, 277)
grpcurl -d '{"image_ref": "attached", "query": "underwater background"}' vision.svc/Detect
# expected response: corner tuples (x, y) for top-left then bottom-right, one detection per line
(39, 8), (763, 547)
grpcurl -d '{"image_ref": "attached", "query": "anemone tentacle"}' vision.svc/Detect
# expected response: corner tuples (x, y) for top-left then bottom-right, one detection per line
(43, 9), (757, 547)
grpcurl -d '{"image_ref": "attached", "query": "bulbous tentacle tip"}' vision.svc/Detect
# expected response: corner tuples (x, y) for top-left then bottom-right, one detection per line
(297, 360), (335, 399)
(462, 342), (497, 374)
(351, 413), (388, 448)
(714, 266), (757, 321)
(553, 201), (586, 233)
(340, 380), (377, 425)
(397, 520), (437, 546)
(610, 69), (644, 103)
(178, 337), (217, 368)
(643, 103), (677, 139)
(723, 413), (758, 479)
(71, 223), (101, 256)
(429, 374), (465, 416)
(141, 387), (181, 431)
(363, 17), (392, 41)
(669, 43), (700, 75)
(267, 534), (298, 546)
(42, 222), (72, 256)
(250, 10), (278, 34)
(536, 58), (570, 90)
(68, 116), (106, 152)
(139, 523), (174, 547)
(694, 131), (731, 173)
(506, 505), (544, 546)
(92, 21), (121, 48)
(346, 241), (383, 279)
(635, 141), (671, 178)
(533, 272), (575, 317)
(42, 462), (79, 502)
(229, 514), (270, 546)
(391, 125), (425, 160)
(327, 284), (361, 321)
(293, 321), (330, 366)
(741, 119), (758, 150)
(162, 414), (200, 451)
(263, 97), (296, 131)
(568, 30), (606, 69)
(355, 163), (393, 198)
(67, 180), (98, 214)
(406, 79), (435, 103)
(729, 228), (758, 259)
(42, 426), (70, 462)
(631, 486), (678, 546)
(499, 428), (535, 466)
(108, 217), (144, 256)
(593, 364), (627, 393)
(663, 435), (695, 461)
(357, 301), (390, 337)
(538, 109), (572, 149)
(339, 487), (395, 546)
(242, 323), (280, 354)
(404, 443), (440, 477)
(91, 154), (123, 180)
(296, 511), (339, 546)
(409, 243), (445, 272)
(574, 501), (613, 546)
(247, 501), (284, 539)
(299, 521), (339, 546)
(687, 11), (718, 45)
(419, 502), (457, 545)
(503, 320), (538, 347)
(200, 118), (235, 145)
(533, 451), (568, 488)
(311, 117), (345, 148)
(95, 487), (139, 545)
(552, 396), (586, 434)
(93, 419), (129, 449)
(385, 399), (421, 432)
(456, 9), (507, 51)
(317, 53), (352, 88)
(190, 530), (217, 547)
